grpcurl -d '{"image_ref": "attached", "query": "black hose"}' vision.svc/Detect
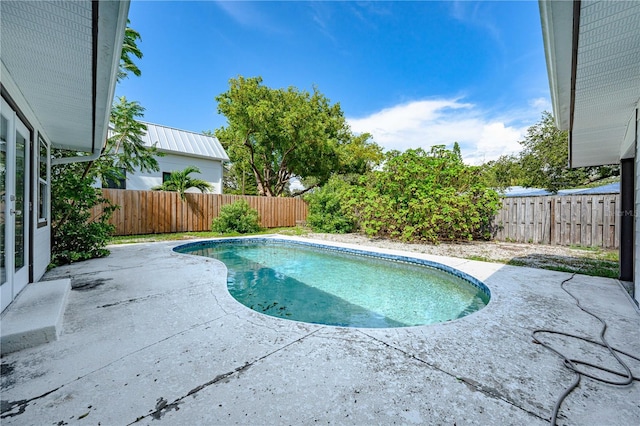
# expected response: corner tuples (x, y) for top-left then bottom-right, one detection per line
(532, 273), (640, 425)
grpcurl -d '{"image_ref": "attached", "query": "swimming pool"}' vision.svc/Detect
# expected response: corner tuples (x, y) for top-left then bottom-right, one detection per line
(175, 238), (490, 328)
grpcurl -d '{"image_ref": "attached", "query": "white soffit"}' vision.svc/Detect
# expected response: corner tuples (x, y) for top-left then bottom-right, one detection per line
(539, 0), (573, 131)
(1, 1), (128, 152)
(141, 122), (230, 161)
(571, 0), (640, 167)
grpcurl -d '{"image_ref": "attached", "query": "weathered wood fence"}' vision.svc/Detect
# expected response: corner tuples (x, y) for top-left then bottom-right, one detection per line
(92, 189), (308, 236)
(493, 194), (620, 249)
(94, 190), (620, 248)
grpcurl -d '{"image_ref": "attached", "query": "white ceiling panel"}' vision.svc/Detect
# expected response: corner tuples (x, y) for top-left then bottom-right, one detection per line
(570, 0), (640, 167)
(1, 1), (129, 153)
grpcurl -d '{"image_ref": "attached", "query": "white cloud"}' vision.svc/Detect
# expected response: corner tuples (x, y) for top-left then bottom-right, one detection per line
(214, 1), (283, 34)
(347, 98), (535, 165)
(529, 97), (551, 111)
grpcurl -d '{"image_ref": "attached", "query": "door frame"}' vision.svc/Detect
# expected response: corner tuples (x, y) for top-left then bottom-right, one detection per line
(1, 93), (33, 312)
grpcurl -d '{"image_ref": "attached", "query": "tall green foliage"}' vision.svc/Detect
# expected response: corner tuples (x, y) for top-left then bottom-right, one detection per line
(117, 21), (143, 81)
(50, 160), (117, 265)
(483, 112), (619, 192)
(215, 76), (382, 197)
(308, 146), (500, 242)
(305, 177), (356, 234)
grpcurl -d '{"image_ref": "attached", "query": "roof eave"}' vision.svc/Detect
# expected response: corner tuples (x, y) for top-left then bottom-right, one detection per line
(157, 148), (230, 163)
(91, 0), (130, 154)
(539, 0), (574, 131)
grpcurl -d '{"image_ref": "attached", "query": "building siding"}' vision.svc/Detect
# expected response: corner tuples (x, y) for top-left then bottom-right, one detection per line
(635, 109), (640, 304)
(126, 153), (224, 194)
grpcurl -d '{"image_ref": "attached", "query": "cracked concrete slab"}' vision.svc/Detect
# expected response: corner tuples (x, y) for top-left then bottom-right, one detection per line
(1, 237), (638, 425)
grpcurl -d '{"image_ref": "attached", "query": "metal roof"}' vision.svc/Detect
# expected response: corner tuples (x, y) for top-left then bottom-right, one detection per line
(503, 182), (620, 198)
(1, 1), (129, 152)
(140, 122), (229, 161)
(539, 0), (640, 168)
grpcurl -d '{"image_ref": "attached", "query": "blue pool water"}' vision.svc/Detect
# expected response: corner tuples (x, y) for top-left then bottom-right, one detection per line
(175, 239), (490, 328)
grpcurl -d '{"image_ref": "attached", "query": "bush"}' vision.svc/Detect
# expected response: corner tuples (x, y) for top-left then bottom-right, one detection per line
(212, 199), (261, 234)
(347, 146), (500, 242)
(305, 177), (356, 233)
(51, 163), (117, 266)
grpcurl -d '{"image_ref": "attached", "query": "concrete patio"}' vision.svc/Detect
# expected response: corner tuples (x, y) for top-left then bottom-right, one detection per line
(1, 236), (639, 425)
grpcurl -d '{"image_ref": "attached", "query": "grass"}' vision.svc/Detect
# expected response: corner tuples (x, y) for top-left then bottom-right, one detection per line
(507, 258), (618, 278)
(463, 244), (619, 278)
(109, 226), (310, 245)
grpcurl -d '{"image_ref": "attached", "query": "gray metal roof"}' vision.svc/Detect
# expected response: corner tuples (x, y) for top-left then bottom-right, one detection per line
(540, 0), (640, 167)
(140, 122), (229, 161)
(503, 182), (620, 197)
(1, 1), (129, 152)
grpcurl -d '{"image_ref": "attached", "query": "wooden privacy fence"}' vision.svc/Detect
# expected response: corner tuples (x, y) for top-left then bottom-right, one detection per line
(493, 194), (620, 249)
(92, 189), (308, 236)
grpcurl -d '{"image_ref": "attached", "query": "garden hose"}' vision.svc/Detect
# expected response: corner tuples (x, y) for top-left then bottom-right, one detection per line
(532, 273), (640, 425)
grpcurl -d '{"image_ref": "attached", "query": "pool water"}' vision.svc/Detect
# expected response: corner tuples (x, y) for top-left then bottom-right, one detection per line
(177, 239), (490, 328)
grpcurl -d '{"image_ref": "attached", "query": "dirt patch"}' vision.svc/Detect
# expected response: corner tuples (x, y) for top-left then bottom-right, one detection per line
(301, 233), (619, 278)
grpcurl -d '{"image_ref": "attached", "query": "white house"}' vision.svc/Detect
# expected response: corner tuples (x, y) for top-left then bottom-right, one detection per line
(1, 0), (129, 347)
(106, 122), (229, 194)
(539, 0), (640, 305)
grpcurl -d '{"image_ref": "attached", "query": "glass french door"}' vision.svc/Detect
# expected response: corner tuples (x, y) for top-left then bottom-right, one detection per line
(1, 98), (30, 312)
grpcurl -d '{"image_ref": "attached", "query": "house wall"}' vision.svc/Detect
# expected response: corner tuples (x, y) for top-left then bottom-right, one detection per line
(635, 107), (640, 304)
(126, 152), (224, 194)
(1, 64), (51, 283)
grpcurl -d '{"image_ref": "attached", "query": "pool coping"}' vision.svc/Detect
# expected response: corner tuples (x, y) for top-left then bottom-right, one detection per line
(2, 237), (638, 425)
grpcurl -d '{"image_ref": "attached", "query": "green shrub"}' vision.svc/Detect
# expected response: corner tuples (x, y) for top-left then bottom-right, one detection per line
(51, 164), (117, 266)
(347, 146), (501, 243)
(212, 200), (261, 233)
(305, 177), (356, 233)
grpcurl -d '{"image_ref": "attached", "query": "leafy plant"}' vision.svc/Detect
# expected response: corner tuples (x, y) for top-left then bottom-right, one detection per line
(310, 145), (501, 243)
(215, 76), (382, 197)
(50, 161), (117, 265)
(305, 177), (356, 233)
(483, 112), (619, 192)
(152, 165), (212, 200)
(211, 200), (261, 234)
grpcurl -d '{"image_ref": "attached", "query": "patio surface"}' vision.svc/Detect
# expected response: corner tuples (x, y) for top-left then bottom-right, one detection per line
(1, 236), (639, 425)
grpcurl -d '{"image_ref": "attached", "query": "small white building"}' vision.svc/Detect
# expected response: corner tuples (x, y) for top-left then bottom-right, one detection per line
(106, 122), (229, 194)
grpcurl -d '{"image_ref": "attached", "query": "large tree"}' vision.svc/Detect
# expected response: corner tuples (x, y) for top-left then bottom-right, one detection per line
(215, 76), (382, 197)
(483, 112), (619, 192)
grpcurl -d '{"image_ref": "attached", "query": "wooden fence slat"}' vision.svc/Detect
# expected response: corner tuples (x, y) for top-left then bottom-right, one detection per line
(95, 189), (619, 248)
(93, 190), (310, 235)
(491, 193), (619, 249)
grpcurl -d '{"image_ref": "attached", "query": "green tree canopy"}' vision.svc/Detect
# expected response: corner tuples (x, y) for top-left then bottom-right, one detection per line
(215, 76), (382, 197)
(483, 111), (619, 193)
(117, 21), (142, 82)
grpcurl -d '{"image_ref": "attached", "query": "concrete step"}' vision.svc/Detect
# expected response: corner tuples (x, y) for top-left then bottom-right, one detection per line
(0, 279), (71, 355)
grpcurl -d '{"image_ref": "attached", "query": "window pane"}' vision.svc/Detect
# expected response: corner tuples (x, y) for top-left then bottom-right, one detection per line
(38, 136), (49, 223)
(14, 130), (25, 270)
(0, 115), (7, 284)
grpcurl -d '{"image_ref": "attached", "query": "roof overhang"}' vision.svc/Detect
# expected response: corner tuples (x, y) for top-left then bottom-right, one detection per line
(1, 0), (130, 153)
(539, 0), (640, 167)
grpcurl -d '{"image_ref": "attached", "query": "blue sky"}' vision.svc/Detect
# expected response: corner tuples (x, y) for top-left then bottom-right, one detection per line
(117, 0), (551, 165)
